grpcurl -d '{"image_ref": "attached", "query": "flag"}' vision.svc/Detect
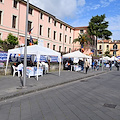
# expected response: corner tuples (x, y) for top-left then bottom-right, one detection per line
(91, 49), (94, 53)
(29, 35), (33, 46)
(29, 27), (34, 35)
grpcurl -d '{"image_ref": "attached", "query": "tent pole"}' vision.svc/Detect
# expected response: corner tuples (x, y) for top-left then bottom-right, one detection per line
(37, 61), (39, 81)
(5, 53), (10, 75)
(59, 58), (61, 76)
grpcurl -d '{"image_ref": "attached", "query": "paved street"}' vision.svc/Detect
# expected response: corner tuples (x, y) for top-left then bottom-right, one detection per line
(0, 70), (120, 120)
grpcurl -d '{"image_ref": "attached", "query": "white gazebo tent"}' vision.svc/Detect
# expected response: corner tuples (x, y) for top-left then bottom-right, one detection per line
(62, 50), (92, 59)
(5, 45), (61, 80)
(110, 56), (119, 61)
(62, 50), (92, 65)
(100, 56), (111, 61)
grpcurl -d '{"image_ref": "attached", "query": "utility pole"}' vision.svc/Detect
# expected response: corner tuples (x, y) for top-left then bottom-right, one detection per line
(23, 0), (29, 87)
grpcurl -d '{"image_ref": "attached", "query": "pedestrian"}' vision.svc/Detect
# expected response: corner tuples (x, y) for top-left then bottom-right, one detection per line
(109, 61), (112, 71)
(84, 59), (89, 74)
(94, 60), (97, 71)
(97, 60), (100, 70)
(115, 61), (119, 71)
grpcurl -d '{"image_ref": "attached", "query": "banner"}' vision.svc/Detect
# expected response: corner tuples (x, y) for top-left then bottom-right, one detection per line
(0, 52), (58, 62)
(0, 52), (8, 62)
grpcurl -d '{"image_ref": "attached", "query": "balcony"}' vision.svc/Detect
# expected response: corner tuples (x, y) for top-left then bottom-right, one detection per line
(110, 48), (119, 51)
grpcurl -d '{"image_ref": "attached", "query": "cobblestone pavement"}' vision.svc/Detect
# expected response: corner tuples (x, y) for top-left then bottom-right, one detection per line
(0, 70), (120, 120)
(0, 67), (110, 101)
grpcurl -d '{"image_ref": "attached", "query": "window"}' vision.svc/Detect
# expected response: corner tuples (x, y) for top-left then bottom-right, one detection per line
(113, 44), (117, 49)
(47, 43), (49, 48)
(39, 25), (42, 35)
(65, 26), (67, 31)
(0, 33), (1, 39)
(0, 11), (2, 25)
(107, 45), (109, 49)
(65, 35), (67, 43)
(59, 46), (61, 52)
(99, 45), (102, 49)
(113, 51), (116, 56)
(40, 12), (43, 19)
(60, 23), (62, 29)
(28, 21), (32, 32)
(69, 37), (71, 44)
(53, 45), (55, 50)
(69, 48), (71, 53)
(80, 30), (83, 34)
(59, 33), (62, 41)
(54, 21), (56, 26)
(48, 17), (51, 23)
(70, 28), (71, 33)
(64, 47), (66, 52)
(13, 0), (18, 8)
(29, 7), (33, 15)
(48, 28), (50, 38)
(53, 31), (56, 40)
(12, 15), (17, 28)
(0, 0), (3, 3)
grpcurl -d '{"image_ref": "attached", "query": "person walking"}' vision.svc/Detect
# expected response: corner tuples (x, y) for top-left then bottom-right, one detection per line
(84, 59), (89, 74)
(109, 61), (112, 71)
(115, 61), (119, 71)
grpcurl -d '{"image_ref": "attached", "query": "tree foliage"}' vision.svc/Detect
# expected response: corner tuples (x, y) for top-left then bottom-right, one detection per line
(0, 33), (19, 51)
(87, 14), (112, 55)
(73, 33), (92, 47)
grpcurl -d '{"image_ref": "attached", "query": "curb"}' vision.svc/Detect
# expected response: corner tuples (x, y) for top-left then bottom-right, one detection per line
(0, 71), (108, 102)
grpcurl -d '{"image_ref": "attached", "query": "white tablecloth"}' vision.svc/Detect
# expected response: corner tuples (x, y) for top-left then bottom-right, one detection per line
(71, 65), (81, 71)
(26, 66), (43, 78)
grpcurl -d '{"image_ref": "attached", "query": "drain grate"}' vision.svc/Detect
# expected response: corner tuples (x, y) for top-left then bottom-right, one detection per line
(103, 103), (117, 109)
(80, 80), (88, 82)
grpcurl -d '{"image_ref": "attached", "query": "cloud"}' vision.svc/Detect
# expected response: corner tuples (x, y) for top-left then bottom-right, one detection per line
(100, 0), (116, 7)
(29, 0), (85, 19)
(107, 15), (120, 40)
(77, 0), (86, 7)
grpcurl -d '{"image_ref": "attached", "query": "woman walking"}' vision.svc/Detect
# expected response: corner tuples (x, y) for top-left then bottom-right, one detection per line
(84, 59), (89, 74)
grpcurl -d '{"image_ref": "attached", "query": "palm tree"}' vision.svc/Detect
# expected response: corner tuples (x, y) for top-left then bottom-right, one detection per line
(73, 33), (92, 51)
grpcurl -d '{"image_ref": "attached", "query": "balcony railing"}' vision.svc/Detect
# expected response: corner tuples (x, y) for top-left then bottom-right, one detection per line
(110, 48), (119, 51)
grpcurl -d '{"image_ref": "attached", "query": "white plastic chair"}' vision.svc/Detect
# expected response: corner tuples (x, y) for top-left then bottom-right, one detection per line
(12, 65), (20, 77)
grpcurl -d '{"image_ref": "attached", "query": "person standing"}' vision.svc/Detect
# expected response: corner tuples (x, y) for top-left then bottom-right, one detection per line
(115, 61), (119, 71)
(84, 59), (89, 74)
(109, 61), (112, 71)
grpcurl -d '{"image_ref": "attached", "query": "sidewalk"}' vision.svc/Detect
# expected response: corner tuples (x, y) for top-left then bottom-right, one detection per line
(0, 68), (109, 101)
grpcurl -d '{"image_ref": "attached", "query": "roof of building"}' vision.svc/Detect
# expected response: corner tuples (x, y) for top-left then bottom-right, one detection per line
(98, 40), (110, 43)
(21, 0), (79, 29)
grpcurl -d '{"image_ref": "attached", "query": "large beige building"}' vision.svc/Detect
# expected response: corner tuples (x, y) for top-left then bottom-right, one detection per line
(97, 40), (120, 56)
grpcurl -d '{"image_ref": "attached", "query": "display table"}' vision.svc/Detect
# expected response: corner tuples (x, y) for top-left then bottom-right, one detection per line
(26, 66), (43, 78)
(71, 65), (81, 71)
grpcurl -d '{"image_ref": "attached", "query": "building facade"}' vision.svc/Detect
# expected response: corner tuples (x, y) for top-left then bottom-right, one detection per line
(97, 40), (120, 56)
(0, 0), (87, 53)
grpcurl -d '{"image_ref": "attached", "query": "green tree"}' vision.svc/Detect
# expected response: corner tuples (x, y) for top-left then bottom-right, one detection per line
(0, 33), (18, 51)
(73, 33), (92, 52)
(87, 14), (112, 56)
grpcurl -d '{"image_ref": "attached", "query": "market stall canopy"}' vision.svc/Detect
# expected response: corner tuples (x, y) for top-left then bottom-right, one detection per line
(5, 45), (61, 76)
(110, 56), (119, 61)
(62, 50), (92, 59)
(7, 45), (61, 60)
(100, 56), (111, 61)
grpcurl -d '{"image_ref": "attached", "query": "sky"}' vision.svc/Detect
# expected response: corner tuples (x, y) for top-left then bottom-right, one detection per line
(28, 0), (120, 40)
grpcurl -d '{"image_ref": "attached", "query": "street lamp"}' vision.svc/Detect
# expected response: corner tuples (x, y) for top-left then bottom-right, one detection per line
(102, 40), (104, 71)
(23, 0), (29, 87)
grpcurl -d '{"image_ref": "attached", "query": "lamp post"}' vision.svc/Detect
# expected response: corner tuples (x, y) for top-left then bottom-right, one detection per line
(102, 40), (104, 71)
(23, 0), (29, 87)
